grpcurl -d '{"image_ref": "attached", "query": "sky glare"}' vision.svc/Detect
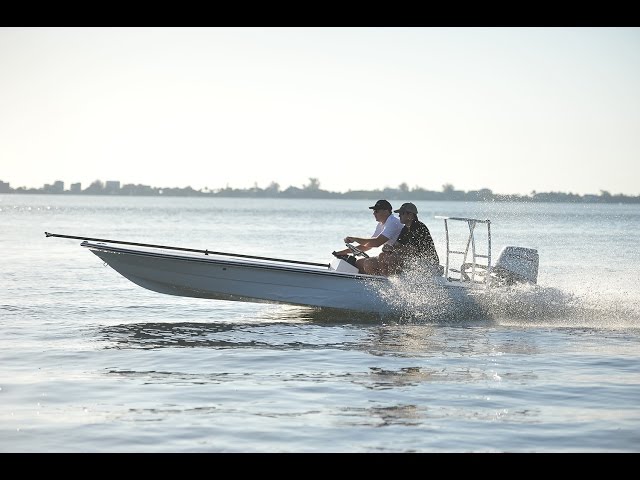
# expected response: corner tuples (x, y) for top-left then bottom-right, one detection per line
(1, 27), (639, 195)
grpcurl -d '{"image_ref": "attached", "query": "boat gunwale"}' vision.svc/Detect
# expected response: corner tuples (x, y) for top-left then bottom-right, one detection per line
(82, 241), (389, 282)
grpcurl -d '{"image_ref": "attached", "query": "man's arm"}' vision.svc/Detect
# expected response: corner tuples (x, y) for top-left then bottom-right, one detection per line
(344, 235), (389, 250)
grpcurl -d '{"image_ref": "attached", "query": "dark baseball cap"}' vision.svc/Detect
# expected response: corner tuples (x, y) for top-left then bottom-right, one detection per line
(369, 199), (392, 211)
(394, 202), (418, 214)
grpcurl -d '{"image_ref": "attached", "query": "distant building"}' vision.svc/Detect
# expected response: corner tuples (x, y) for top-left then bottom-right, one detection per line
(43, 181), (64, 194)
(70, 182), (82, 193)
(0, 180), (9, 193)
(105, 180), (121, 194)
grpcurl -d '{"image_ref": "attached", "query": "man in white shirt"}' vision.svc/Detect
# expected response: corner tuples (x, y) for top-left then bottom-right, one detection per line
(332, 199), (403, 274)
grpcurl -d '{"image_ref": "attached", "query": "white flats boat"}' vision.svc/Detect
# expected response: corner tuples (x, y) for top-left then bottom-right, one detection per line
(45, 216), (539, 315)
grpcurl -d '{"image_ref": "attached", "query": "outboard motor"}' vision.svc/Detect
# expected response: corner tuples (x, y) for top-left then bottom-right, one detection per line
(492, 246), (539, 285)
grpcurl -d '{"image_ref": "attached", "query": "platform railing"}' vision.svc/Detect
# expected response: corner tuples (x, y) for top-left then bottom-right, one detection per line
(435, 216), (492, 285)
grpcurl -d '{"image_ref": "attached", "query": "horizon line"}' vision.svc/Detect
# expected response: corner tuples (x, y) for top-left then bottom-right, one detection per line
(0, 178), (637, 198)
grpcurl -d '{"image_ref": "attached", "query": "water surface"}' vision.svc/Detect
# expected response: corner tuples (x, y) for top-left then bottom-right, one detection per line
(1, 195), (638, 452)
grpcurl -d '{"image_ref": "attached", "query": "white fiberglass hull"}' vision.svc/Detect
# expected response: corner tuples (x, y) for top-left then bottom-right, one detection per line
(82, 241), (481, 314)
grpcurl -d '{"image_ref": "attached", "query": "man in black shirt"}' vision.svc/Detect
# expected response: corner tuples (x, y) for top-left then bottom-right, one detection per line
(380, 202), (440, 276)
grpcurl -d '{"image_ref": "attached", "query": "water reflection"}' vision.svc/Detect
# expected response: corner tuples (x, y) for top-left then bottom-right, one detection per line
(366, 366), (445, 388)
(97, 316), (542, 359)
(358, 323), (497, 356)
(98, 322), (354, 350)
(344, 404), (425, 427)
(340, 402), (540, 430)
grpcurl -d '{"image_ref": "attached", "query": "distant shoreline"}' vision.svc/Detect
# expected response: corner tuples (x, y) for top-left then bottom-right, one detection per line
(1, 180), (638, 204)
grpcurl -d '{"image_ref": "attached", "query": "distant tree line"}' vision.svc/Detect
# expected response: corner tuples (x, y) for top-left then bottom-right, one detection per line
(1, 178), (639, 203)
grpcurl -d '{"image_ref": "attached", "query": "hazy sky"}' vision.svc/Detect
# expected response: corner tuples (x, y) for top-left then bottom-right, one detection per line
(1, 27), (639, 195)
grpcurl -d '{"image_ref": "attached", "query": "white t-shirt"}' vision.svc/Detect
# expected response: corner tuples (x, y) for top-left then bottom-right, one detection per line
(372, 214), (402, 246)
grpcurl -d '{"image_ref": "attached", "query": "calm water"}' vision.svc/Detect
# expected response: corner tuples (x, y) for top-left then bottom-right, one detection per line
(1, 195), (639, 452)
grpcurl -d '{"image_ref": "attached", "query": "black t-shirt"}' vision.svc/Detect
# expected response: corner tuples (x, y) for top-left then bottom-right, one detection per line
(396, 220), (439, 266)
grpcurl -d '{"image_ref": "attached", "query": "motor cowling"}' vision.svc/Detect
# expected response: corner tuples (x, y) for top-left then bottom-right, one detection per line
(492, 246), (539, 285)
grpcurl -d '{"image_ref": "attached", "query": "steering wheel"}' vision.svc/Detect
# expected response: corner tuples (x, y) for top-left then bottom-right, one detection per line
(346, 243), (369, 258)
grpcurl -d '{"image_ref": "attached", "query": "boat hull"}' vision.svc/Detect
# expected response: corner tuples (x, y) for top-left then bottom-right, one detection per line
(47, 214), (534, 316)
(84, 243), (397, 312)
(83, 242), (485, 314)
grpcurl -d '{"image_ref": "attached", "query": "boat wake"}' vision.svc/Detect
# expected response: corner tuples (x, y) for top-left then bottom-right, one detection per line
(477, 285), (640, 329)
(359, 267), (640, 329)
